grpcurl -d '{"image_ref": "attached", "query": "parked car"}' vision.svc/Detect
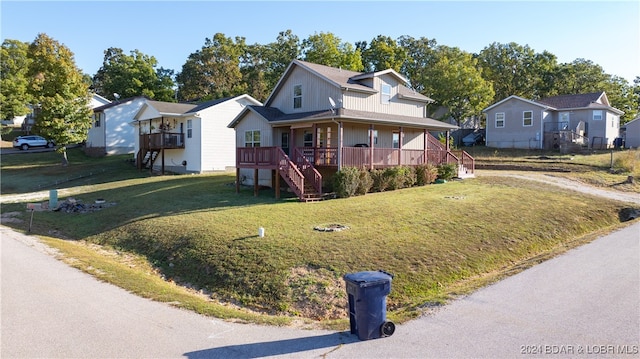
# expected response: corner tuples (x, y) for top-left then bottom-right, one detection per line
(462, 131), (485, 146)
(13, 135), (55, 150)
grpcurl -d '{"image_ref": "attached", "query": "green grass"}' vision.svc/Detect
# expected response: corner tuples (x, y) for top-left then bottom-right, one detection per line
(1, 148), (637, 328)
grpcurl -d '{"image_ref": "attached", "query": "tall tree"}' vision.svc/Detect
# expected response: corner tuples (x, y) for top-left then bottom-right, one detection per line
(92, 48), (175, 102)
(423, 45), (494, 130)
(176, 33), (247, 102)
(27, 33), (92, 166)
(477, 42), (557, 102)
(1, 40), (32, 121)
(362, 35), (407, 73)
(301, 32), (363, 71)
(397, 36), (438, 92)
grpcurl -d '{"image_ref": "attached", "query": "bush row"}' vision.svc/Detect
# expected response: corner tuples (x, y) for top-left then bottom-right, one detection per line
(332, 163), (458, 198)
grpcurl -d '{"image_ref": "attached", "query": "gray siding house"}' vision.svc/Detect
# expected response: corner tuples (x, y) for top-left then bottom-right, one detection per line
(229, 60), (474, 201)
(483, 92), (623, 150)
(622, 117), (640, 148)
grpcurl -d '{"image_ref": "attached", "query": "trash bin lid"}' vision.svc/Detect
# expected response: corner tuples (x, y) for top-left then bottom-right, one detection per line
(344, 270), (393, 287)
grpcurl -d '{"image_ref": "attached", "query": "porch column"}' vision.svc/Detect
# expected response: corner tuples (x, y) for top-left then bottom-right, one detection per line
(274, 169), (280, 199)
(369, 124), (374, 170)
(312, 123), (318, 165)
(337, 121), (343, 171)
(399, 126), (403, 166)
(423, 129), (428, 165)
(446, 130), (450, 150)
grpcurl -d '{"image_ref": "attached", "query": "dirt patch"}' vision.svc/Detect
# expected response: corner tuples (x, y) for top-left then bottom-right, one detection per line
(285, 266), (346, 320)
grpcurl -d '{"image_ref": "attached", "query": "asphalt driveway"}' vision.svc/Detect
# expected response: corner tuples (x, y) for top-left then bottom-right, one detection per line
(2, 221), (638, 358)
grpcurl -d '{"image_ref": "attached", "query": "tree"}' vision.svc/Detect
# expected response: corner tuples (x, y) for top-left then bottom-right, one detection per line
(92, 48), (175, 102)
(362, 35), (407, 73)
(176, 33), (247, 102)
(477, 42), (558, 102)
(397, 36), (438, 93)
(1, 40), (32, 121)
(422, 46), (494, 131)
(27, 33), (92, 166)
(301, 32), (363, 71)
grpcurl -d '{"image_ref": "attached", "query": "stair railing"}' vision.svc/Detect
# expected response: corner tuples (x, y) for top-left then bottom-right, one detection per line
(293, 148), (323, 194)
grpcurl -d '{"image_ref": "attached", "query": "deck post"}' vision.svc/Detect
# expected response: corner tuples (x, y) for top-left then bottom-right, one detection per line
(369, 124), (374, 170)
(274, 169), (280, 199)
(424, 129), (428, 165)
(254, 168), (259, 197)
(235, 168), (240, 193)
(399, 126), (403, 166)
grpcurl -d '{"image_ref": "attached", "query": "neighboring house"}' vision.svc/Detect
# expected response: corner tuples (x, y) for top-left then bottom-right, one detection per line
(483, 92), (623, 150)
(622, 117), (640, 148)
(86, 96), (146, 156)
(132, 95), (262, 174)
(90, 93), (111, 108)
(228, 59), (472, 201)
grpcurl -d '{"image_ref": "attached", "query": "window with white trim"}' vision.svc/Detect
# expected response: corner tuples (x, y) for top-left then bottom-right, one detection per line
(303, 130), (313, 147)
(293, 84), (302, 109)
(368, 129), (378, 145)
(523, 111), (533, 127)
(495, 112), (505, 128)
(593, 110), (603, 121)
(392, 132), (400, 148)
(244, 130), (261, 147)
(93, 113), (103, 128)
(381, 84), (391, 104)
(187, 119), (193, 138)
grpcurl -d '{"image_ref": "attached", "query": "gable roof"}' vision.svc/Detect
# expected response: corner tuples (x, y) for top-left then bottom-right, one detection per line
(265, 60), (433, 107)
(229, 105), (457, 131)
(482, 95), (552, 113)
(145, 100), (197, 115)
(536, 92), (607, 109)
(93, 96), (148, 112)
(185, 94), (262, 114)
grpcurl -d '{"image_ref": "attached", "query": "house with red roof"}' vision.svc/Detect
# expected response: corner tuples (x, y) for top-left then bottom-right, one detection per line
(482, 92), (623, 151)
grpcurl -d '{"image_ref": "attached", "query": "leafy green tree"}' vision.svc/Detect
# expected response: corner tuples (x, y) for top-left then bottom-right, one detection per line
(397, 36), (438, 92)
(553, 58), (610, 95)
(477, 42), (558, 102)
(27, 33), (92, 166)
(1, 39), (32, 121)
(301, 32), (363, 71)
(92, 48), (175, 102)
(176, 33), (247, 102)
(361, 35), (407, 72)
(423, 46), (494, 129)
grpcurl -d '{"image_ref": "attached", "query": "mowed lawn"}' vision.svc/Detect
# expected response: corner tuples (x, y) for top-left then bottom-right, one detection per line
(0, 148), (635, 325)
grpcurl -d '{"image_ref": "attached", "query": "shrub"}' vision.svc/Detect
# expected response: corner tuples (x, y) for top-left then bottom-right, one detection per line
(370, 169), (391, 192)
(437, 163), (457, 181)
(355, 167), (373, 195)
(415, 164), (438, 185)
(333, 167), (360, 198)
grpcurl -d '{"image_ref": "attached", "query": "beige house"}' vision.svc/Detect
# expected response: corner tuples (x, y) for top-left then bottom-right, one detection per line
(229, 60), (474, 201)
(483, 92), (623, 150)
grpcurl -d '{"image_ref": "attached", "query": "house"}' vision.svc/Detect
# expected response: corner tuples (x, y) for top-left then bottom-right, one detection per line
(86, 96), (146, 156)
(228, 59), (473, 201)
(132, 95), (262, 174)
(483, 92), (623, 151)
(622, 117), (640, 148)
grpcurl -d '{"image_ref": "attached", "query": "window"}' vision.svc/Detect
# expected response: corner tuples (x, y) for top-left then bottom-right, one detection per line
(593, 110), (603, 121)
(293, 84), (302, 109)
(187, 119), (193, 138)
(523, 111), (533, 127)
(303, 130), (313, 147)
(381, 84), (391, 104)
(93, 113), (102, 128)
(244, 130), (260, 147)
(495, 112), (505, 128)
(368, 129), (378, 145)
(392, 132), (400, 149)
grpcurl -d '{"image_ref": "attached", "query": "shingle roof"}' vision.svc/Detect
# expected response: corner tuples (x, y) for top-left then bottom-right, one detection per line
(536, 92), (605, 109)
(93, 96), (148, 112)
(146, 100), (197, 115)
(185, 97), (232, 113)
(246, 105), (456, 130)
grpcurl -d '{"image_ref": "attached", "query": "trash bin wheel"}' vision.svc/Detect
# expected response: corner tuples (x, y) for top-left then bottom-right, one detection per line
(381, 321), (395, 337)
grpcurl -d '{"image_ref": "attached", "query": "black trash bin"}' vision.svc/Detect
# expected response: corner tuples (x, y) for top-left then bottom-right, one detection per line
(343, 270), (395, 341)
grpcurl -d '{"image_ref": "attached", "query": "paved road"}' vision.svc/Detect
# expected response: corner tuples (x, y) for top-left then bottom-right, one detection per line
(2, 222), (638, 358)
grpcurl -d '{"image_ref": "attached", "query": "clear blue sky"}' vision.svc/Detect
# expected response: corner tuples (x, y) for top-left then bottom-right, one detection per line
(2, 1), (639, 84)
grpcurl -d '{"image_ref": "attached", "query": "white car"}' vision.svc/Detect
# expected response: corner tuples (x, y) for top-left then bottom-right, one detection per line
(13, 135), (55, 150)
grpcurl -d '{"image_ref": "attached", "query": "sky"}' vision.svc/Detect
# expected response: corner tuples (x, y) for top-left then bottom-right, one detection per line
(1, 1), (639, 85)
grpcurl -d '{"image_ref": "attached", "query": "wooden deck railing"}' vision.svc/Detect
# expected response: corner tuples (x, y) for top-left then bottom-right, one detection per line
(293, 148), (322, 194)
(139, 132), (185, 150)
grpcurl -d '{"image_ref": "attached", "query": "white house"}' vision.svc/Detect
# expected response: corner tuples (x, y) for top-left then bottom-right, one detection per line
(86, 96), (146, 156)
(133, 95), (262, 174)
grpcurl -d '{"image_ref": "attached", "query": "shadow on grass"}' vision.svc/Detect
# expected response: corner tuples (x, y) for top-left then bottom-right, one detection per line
(184, 331), (358, 359)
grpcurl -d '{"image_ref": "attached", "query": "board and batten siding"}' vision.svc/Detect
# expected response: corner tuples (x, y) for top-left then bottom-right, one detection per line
(270, 66), (342, 113)
(199, 100), (247, 171)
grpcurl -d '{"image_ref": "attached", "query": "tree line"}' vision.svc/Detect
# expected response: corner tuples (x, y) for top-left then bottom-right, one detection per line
(2, 31), (639, 157)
